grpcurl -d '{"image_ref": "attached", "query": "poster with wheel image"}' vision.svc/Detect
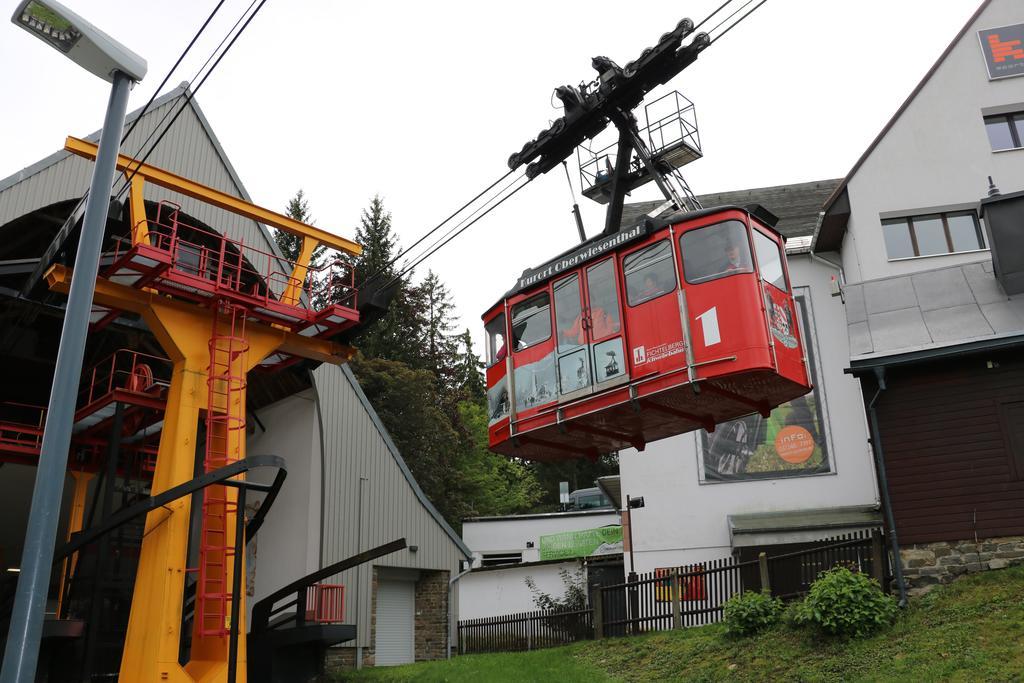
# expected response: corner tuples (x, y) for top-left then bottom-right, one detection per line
(699, 296), (831, 481)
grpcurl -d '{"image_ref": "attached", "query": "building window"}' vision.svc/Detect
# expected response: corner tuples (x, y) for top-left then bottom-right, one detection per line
(984, 112), (1024, 151)
(881, 211), (986, 260)
(479, 552), (522, 567)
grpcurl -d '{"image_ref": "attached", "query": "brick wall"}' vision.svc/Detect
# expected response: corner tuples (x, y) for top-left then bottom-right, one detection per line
(414, 570), (449, 661)
(324, 566), (453, 672)
(900, 535), (1024, 594)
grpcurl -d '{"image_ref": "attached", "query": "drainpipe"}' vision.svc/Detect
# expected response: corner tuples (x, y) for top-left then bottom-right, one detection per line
(865, 366), (908, 606)
(447, 563), (472, 659)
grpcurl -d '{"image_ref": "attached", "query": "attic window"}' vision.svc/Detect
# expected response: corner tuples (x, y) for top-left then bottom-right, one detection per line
(984, 112), (1024, 152)
(881, 211), (986, 260)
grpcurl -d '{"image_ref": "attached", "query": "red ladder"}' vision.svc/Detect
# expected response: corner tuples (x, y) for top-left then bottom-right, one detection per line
(194, 303), (249, 638)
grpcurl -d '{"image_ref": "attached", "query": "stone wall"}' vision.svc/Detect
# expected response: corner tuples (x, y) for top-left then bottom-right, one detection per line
(414, 570), (449, 661)
(900, 535), (1024, 594)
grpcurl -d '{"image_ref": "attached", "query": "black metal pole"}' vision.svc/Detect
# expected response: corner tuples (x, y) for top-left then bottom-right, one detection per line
(2, 70), (133, 683)
(626, 495), (635, 575)
(560, 161), (587, 243)
(866, 368), (908, 606)
(82, 402), (124, 681)
(602, 130), (635, 236)
(227, 486), (246, 683)
(625, 495), (639, 636)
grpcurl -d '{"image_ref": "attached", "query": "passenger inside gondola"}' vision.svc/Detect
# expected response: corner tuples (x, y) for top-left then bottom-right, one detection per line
(682, 220), (754, 283)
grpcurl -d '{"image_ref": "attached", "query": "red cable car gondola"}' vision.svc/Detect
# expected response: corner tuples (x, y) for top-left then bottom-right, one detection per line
(482, 204), (811, 462)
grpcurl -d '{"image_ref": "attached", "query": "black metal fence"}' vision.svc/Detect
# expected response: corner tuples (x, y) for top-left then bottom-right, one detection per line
(596, 529), (888, 637)
(457, 530), (889, 652)
(457, 608), (594, 654)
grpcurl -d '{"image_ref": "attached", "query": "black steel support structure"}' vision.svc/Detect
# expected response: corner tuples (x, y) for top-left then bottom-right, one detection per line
(227, 485), (246, 683)
(81, 401), (125, 680)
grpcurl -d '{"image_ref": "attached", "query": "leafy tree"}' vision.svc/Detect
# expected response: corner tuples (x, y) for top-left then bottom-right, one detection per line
(452, 400), (542, 518)
(349, 355), (459, 516)
(316, 194), (547, 529)
(529, 453), (620, 511)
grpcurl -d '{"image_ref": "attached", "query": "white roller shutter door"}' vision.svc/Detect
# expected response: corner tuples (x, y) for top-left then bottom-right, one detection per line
(375, 579), (415, 665)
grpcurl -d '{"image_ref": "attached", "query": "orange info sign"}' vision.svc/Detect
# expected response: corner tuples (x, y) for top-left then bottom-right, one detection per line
(774, 425), (815, 464)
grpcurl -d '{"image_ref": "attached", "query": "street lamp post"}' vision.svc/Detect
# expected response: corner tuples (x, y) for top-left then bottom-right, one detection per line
(2, 3), (145, 681)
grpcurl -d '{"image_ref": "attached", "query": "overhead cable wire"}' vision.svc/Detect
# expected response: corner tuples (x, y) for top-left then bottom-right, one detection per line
(706, 0), (758, 38)
(383, 173), (533, 289)
(119, 0), (229, 146)
(708, 0), (770, 45)
(361, 0), (770, 287)
(115, 0), (269, 199)
(691, 0), (739, 33)
(116, 0), (258, 188)
(390, 171), (528, 279)
(357, 168), (517, 288)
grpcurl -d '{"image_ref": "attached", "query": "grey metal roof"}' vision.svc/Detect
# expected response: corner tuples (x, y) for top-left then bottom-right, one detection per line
(0, 82), (287, 270)
(595, 475), (622, 510)
(621, 178), (842, 239)
(845, 259), (1024, 362)
(332, 363), (472, 559)
(728, 505), (882, 535)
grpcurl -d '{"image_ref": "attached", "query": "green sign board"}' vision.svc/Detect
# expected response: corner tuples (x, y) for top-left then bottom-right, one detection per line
(539, 525), (623, 561)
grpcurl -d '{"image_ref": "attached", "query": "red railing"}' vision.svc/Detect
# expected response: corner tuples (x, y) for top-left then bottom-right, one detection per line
(305, 584), (345, 624)
(0, 402), (47, 455)
(77, 349), (172, 412)
(114, 201), (358, 318)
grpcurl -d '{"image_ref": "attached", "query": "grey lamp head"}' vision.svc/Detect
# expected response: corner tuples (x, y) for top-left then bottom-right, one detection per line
(11, 0), (146, 82)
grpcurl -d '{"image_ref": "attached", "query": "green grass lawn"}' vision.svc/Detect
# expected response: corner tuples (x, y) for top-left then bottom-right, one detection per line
(337, 565), (1024, 682)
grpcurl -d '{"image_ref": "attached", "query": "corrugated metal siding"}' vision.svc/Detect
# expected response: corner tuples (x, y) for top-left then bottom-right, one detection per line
(0, 89), (285, 282)
(313, 363), (468, 647)
(875, 351), (1024, 544)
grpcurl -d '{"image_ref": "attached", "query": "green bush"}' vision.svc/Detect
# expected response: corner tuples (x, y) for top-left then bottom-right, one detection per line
(723, 590), (783, 636)
(794, 566), (898, 638)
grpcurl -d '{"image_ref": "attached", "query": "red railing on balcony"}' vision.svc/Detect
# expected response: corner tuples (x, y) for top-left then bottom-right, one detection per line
(77, 349), (172, 415)
(107, 202), (358, 333)
(0, 402), (47, 456)
(305, 584), (345, 624)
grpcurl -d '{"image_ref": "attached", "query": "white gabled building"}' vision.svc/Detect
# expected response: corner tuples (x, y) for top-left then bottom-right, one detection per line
(616, 180), (884, 574)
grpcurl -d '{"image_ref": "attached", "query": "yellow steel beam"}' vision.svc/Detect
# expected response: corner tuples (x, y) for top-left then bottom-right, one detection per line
(45, 264), (356, 365)
(64, 136), (362, 257)
(282, 236), (319, 306)
(55, 470), (94, 617)
(127, 175), (148, 245)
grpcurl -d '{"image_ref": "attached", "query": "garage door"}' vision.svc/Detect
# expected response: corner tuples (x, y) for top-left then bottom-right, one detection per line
(375, 579), (415, 665)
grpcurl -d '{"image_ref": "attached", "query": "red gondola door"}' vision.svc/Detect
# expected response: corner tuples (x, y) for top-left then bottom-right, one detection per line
(552, 258), (628, 402)
(583, 258), (628, 390)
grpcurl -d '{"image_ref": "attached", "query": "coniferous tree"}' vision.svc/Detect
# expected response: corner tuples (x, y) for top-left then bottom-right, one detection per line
(297, 193), (546, 529)
(275, 189), (327, 263)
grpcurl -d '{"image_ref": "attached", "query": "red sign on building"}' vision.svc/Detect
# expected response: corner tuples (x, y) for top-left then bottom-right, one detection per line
(979, 23), (1024, 80)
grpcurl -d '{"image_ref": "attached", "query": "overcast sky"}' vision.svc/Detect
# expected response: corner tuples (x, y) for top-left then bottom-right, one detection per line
(1, 1), (980, 352)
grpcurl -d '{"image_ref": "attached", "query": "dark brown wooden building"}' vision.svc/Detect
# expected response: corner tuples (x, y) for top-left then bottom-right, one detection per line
(856, 347), (1024, 546)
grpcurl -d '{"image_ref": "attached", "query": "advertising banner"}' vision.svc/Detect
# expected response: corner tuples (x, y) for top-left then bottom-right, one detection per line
(699, 296), (830, 481)
(539, 525), (623, 561)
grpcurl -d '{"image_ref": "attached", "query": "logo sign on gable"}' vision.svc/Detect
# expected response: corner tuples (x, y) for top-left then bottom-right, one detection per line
(979, 24), (1024, 80)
